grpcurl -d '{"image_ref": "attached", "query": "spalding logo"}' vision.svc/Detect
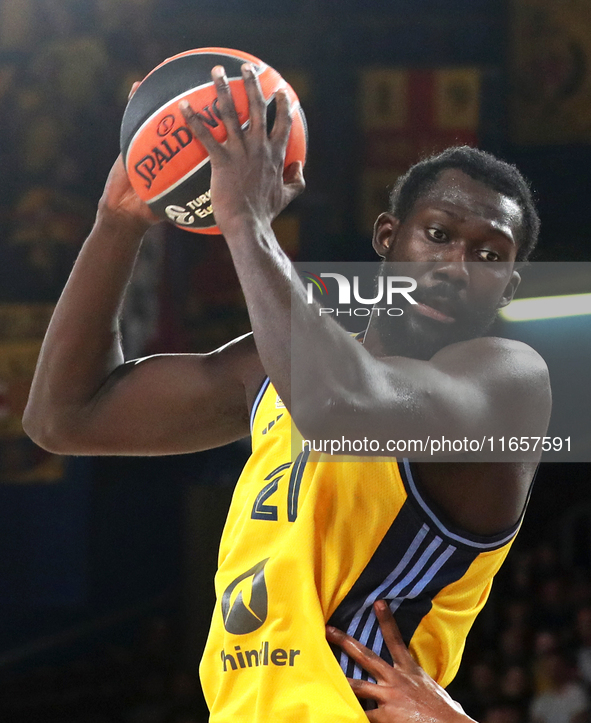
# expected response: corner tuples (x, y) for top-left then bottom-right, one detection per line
(133, 126), (193, 190)
(221, 559), (269, 634)
(157, 114), (176, 137)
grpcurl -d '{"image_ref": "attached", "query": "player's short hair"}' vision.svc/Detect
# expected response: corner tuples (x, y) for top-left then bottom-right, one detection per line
(388, 146), (540, 261)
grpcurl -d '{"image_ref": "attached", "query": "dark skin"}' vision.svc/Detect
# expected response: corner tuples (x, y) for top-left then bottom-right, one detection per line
(363, 173), (548, 534)
(368, 179), (523, 362)
(24, 67), (550, 547)
(327, 601), (477, 723)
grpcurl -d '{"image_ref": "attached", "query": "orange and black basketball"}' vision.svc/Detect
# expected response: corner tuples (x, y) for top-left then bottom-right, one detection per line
(120, 47), (307, 234)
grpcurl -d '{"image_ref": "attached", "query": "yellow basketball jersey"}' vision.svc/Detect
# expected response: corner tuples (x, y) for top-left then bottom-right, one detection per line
(200, 378), (523, 723)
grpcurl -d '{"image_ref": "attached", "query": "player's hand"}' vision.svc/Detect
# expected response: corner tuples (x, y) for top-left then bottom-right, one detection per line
(98, 155), (160, 232)
(178, 63), (305, 237)
(326, 601), (475, 723)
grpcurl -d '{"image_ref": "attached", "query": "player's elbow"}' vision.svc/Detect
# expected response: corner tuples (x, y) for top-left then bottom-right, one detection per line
(22, 415), (60, 454)
(22, 402), (81, 455)
(22, 400), (47, 447)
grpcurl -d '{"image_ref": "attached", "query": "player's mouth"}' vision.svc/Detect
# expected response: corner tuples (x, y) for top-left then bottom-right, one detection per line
(413, 301), (457, 324)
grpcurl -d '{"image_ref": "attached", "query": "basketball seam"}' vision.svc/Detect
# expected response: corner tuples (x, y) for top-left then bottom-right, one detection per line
(146, 50), (267, 80)
(147, 155), (212, 205)
(124, 76), (246, 169)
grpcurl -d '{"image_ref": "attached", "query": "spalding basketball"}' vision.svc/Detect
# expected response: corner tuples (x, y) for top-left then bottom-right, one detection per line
(120, 47), (307, 234)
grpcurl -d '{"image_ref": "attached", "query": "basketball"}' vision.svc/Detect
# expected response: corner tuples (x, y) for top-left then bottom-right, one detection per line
(120, 47), (307, 234)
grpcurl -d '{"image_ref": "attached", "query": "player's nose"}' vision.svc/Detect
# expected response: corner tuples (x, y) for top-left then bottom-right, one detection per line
(432, 247), (470, 288)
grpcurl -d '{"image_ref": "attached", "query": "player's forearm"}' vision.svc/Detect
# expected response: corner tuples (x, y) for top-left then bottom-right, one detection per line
(23, 210), (147, 448)
(224, 219), (380, 435)
(224, 220), (291, 399)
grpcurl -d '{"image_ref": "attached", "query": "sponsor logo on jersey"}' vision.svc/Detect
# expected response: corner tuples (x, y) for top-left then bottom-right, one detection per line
(222, 559), (269, 634)
(275, 395), (285, 409)
(220, 641), (301, 672)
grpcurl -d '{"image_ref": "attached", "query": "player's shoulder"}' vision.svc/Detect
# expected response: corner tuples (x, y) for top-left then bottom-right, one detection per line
(121, 331), (264, 396)
(208, 329), (264, 377)
(435, 335), (548, 378)
(467, 336), (548, 380)
(208, 330), (258, 356)
(432, 336), (551, 412)
(432, 336), (551, 445)
(211, 332), (267, 409)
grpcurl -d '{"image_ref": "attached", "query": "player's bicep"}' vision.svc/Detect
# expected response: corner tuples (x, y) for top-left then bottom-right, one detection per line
(62, 336), (264, 455)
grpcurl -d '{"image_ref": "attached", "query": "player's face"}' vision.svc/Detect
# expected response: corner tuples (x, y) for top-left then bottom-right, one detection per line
(372, 169), (523, 359)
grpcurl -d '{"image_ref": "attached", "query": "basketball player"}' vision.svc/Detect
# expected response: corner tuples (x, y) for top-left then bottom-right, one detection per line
(24, 63), (551, 723)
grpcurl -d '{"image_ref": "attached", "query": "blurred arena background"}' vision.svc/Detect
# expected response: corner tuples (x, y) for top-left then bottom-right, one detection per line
(0, 1), (590, 722)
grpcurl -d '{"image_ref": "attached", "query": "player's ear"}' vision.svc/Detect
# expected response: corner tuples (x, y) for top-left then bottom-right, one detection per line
(372, 212), (400, 259)
(498, 269), (521, 308)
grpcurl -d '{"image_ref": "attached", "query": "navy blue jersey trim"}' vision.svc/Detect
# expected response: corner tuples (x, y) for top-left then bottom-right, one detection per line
(400, 458), (522, 550)
(250, 376), (271, 433)
(327, 489), (483, 684)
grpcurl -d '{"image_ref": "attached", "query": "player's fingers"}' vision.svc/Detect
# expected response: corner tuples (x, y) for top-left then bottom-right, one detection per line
(241, 63), (266, 135)
(326, 626), (390, 683)
(269, 88), (292, 158)
(346, 677), (388, 705)
(128, 81), (141, 101)
(212, 65), (242, 139)
(284, 160), (305, 186)
(374, 600), (415, 672)
(179, 99), (223, 161)
(282, 161), (306, 207)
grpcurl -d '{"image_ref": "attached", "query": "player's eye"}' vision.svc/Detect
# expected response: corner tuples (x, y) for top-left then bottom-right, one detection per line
(477, 249), (500, 262)
(426, 227), (447, 242)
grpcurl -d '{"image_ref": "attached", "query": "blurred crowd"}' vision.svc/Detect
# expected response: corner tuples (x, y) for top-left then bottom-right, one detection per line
(0, 0), (169, 303)
(449, 541), (591, 723)
(0, 617), (208, 723)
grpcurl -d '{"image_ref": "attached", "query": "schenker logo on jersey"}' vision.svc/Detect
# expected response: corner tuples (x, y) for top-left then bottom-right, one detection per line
(222, 559), (269, 634)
